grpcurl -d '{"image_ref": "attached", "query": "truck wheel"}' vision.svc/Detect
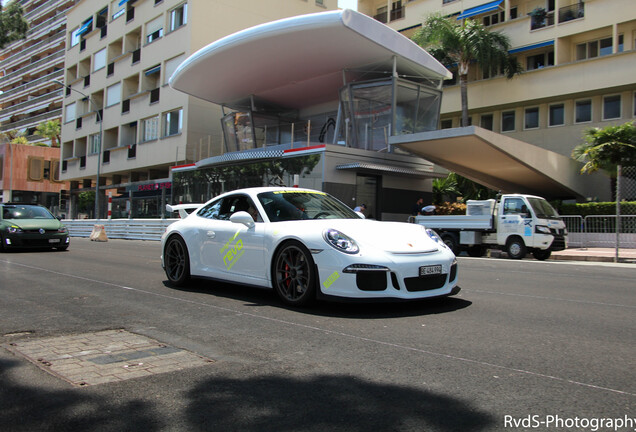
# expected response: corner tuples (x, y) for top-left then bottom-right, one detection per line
(532, 249), (551, 261)
(506, 237), (526, 260)
(467, 245), (486, 257)
(441, 233), (460, 255)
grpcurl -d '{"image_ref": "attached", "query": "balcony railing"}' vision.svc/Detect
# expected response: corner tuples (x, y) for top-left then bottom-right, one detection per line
(390, 6), (404, 21)
(530, 11), (555, 30)
(373, 11), (387, 23)
(559, 2), (584, 23)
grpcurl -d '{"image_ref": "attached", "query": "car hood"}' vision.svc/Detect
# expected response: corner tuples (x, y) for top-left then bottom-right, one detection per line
(4, 219), (62, 230)
(278, 219), (441, 254)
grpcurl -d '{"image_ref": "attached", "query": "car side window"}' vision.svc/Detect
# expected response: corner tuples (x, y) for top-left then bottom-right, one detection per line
(503, 198), (526, 216)
(197, 199), (223, 220)
(219, 195), (262, 222)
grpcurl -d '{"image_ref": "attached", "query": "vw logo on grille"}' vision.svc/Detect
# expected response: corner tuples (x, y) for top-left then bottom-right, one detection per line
(39, 228), (45, 234)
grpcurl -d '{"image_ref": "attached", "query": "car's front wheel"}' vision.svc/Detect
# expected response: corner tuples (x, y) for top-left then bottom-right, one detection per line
(272, 240), (316, 306)
(164, 235), (191, 286)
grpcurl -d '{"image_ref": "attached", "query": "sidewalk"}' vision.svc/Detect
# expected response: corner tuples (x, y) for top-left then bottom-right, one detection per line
(550, 247), (636, 263)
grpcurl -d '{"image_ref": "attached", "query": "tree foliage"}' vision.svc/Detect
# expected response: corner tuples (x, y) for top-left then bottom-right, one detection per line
(36, 119), (61, 147)
(432, 172), (497, 204)
(0, 1), (28, 49)
(412, 15), (521, 127)
(572, 122), (636, 175)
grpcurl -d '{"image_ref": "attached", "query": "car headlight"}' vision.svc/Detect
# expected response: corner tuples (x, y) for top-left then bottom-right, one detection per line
(425, 228), (448, 249)
(58, 226), (68, 234)
(7, 225), (23, 234)
(323, 229), (359, 254)
(535, 225), (551, 234)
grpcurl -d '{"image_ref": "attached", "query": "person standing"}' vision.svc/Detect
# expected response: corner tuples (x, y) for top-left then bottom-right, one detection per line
(412, 197), (424, 216)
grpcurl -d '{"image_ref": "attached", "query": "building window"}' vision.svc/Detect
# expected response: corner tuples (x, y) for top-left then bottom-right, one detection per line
(163, 108), (183, 137)
(440, 119), (452, 129)
(70, 27), (81, 47)
(106, 82), (121, 107)
(142, 116), (159, 142)
(27, 157), (44, 181)
(603, 95), (621, 120)
(526, 52), (554, 70)
(480, 114), (493, 131)
(89, 133), (101, 155)
(93, 48), (106, 71)
(169, 3), (187, 32)
(575, 100), (592, 123)
(524, 107), (539, 129)
(501, 111), (515, 132)
(64, 102), (76, 123)
(576, 36), (623, 61)
(483, 11), (504, 27)
(146, 16), (164, 44)
(549, 104), (564, 127)
(633, 92), (636, 117)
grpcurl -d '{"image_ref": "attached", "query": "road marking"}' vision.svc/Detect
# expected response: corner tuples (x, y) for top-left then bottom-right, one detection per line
(4, 259), (634, 397)
(466, 289), (636, 309)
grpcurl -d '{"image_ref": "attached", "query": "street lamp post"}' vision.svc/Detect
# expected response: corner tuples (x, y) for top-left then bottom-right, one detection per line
(55, 80), (103, 219)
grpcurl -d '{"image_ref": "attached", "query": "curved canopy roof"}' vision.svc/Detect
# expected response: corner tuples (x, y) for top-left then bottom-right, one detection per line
(169, 9), (451, 110)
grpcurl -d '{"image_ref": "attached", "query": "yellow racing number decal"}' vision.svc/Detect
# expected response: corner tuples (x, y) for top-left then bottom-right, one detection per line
(219, 230), (244, 270)
(323, 271), (340, 289)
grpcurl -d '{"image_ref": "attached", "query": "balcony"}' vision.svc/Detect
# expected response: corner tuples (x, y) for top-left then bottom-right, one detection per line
(530, 10), (555, 30)
(559, 2), (584, 23)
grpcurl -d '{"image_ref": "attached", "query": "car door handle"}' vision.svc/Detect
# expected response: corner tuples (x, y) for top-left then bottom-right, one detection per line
(206, 230), (216, 238)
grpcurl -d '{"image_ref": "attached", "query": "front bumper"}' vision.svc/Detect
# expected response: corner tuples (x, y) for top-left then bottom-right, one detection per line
(3, 233), (70, 249)
(313, 248), (459, 300)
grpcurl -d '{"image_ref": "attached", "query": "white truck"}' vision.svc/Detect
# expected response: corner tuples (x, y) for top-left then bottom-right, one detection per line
(411, 194), (567, 260)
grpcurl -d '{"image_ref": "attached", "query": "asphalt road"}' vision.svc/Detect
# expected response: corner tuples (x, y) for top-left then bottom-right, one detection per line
(0, 238), (634, 431)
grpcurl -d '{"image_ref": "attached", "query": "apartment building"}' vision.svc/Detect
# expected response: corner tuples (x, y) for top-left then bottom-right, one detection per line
(0, 0), (75, 144)
(59, 0), (338, 218)
(0, 0), (74, 208)
(358, 0), (636, 191)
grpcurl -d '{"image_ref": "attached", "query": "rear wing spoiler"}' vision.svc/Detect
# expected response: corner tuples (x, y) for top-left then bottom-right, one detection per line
(166, 203), (203, 219)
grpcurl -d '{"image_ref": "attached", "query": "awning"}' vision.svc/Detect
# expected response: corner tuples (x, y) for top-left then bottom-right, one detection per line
(76, 18), (93, 36)
(144, 65), (161, 75)
(118, 0), (130, 6)
(456, 0), (503, 20)
(336, 162), (444, 179)
(509, 40), (554, 54)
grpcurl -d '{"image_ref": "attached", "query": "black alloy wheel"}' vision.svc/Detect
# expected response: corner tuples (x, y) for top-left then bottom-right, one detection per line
(273, 240), (316, 306)
(164, 235), (191, 286)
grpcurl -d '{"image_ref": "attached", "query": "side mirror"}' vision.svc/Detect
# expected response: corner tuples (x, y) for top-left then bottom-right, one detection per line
(230, 211), (255, 228)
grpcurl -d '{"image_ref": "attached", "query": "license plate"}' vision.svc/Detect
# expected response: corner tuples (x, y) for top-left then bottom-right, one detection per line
(419, 265), (442, 276)
(48, 239), (60, 243)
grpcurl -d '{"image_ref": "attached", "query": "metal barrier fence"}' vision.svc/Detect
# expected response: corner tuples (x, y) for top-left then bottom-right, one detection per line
(63, 219), (178, 241)
(562, 215), (636, 248)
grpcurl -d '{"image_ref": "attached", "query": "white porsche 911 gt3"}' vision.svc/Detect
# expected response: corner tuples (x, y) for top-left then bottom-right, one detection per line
(161, 187), (459, 306)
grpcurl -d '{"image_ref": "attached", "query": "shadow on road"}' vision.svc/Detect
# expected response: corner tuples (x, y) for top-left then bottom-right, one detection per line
(0, 356), (495, 431)
(164, 278), (471, 318)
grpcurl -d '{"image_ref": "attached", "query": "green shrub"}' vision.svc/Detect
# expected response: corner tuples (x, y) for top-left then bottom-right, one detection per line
(557, 201), (636, 216)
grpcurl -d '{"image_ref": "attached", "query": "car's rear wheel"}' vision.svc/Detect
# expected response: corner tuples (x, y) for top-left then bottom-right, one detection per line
(164, 235), (190, 286)
(272, 240), (316, 306)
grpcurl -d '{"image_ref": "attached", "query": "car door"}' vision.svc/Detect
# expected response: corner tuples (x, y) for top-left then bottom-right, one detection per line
(200, 194), (267, 285)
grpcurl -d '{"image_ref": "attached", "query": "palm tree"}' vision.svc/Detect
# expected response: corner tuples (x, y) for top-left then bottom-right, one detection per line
(572, 122), (636, 175)
(572, 122), (636, 200)
(412, 15), (522, 127)
(36, 119), (61, 147)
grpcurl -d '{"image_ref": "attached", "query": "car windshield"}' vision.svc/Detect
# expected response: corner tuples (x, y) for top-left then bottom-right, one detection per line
(2, 205), (55, 220)
(527, 198), (560, 219)
(257, 191), (360, 222)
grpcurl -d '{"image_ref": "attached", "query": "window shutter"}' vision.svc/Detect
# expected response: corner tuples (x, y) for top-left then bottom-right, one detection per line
(28, 157), (44, 181)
